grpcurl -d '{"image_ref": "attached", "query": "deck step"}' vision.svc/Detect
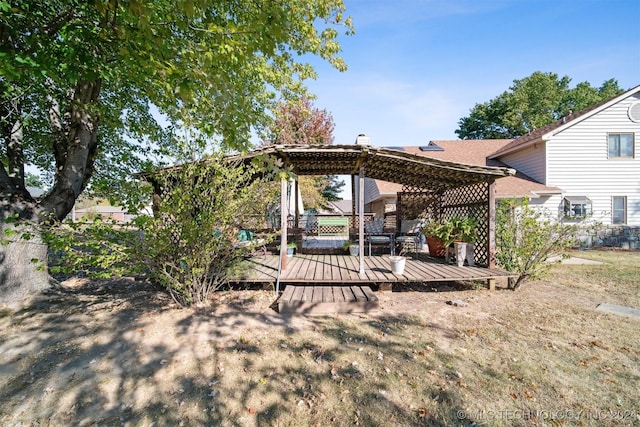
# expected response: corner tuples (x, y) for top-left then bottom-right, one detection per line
(278, 285), (379, 316)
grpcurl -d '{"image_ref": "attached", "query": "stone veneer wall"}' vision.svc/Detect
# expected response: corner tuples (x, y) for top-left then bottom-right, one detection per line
(578, 225), (640, 250)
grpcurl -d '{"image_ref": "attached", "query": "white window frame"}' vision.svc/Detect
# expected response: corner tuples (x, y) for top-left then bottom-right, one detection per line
(563, 196), (592, 220)
(607, 133), (635, 158)
(612, 196), (627, 225)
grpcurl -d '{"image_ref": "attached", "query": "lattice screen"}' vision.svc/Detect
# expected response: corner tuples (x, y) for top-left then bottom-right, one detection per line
(397, 182), (490, 266)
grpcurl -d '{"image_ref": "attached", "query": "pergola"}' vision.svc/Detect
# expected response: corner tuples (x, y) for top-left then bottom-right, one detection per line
(233, 143), (515, 278)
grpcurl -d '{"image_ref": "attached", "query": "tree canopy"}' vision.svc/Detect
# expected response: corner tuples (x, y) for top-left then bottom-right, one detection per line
(261, 97), (344, 209)
(455, 72), (624, 140)
(1, 0), (353, 217)
(0, 0), (353, 307)
(263, 97), (335, 146)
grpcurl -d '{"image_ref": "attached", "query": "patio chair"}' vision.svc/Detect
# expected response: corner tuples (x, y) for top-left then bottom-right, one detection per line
(395, 219), (426, 253)
(365, 217), (394, 256)
(233, 229), (267, 258)
(295, 211), (317, 251)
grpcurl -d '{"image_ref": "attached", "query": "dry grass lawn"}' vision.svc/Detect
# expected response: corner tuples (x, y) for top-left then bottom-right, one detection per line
(0, 250), (638, 426)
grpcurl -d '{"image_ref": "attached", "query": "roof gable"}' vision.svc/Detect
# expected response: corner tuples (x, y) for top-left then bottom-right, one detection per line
(489, 84), (640, 158)
(371, 142), (560, 199)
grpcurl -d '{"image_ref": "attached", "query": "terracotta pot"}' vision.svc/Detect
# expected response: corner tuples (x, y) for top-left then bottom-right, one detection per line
(426, 236), (445, 257)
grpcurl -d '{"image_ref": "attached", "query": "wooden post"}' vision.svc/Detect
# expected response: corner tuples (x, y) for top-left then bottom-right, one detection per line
(487, 180), (497, 269)
(280, 177), (288, 271)
(487, 278), (496, 291)
(351, 175), (356, 234)
(359, 167), (365, 275)
(294, 179), (300, 229)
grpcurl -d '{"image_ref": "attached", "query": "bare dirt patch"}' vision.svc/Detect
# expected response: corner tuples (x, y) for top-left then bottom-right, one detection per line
(1, 250), (638, 426)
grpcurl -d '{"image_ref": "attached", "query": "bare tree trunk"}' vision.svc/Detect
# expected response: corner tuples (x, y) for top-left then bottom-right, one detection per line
(1, 79), (101, 310)
(0, 181), (50, 310)
(41, 80), (101, 220)
(0, 223), (50, 311)
(0, 97), (50, 309)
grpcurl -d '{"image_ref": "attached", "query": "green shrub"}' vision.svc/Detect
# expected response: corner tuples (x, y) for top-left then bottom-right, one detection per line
(47, 153), (280, 306)
(496, 198), (584, 290)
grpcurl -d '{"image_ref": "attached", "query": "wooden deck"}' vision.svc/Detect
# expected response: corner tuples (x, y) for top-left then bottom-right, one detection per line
(232, 253), (517, 285)
(278, 285), (379, 316)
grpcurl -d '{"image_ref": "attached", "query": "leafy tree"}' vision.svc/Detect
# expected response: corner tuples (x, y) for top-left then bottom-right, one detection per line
(0, 0), (353, 308)
(456, 72), (624, 139)
(262, 97), (344, 208)
(263, 97), (336, 145)
(319, 174), (344, 202)
(24, 172), (42, 188)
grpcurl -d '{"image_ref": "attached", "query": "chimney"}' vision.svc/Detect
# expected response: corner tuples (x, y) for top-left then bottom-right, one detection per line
(355, 134), (371, 145)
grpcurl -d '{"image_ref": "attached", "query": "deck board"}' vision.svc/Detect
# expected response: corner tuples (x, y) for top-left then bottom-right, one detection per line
(231, 254), (516, 285)
(291, 285), (305, 302)
(287, 254), (305, 278)
(278, 285), (379, 315)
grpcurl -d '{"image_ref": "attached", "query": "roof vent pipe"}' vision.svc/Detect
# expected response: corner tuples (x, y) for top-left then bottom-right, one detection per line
(355, 134), (371, 145)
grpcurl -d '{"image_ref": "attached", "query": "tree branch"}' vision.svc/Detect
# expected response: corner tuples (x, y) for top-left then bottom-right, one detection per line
(41, 79), (102, 221)
(43, 9), (79, 38)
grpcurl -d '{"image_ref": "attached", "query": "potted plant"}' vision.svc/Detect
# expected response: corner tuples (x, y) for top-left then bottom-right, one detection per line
(449, 216), (477, 266)
(422, 216), (477, 265)
(449, 215), (477, 243)
(286, 242), (297, 257)
(422, 219), (451, 257)
(343, 240), (359, 256)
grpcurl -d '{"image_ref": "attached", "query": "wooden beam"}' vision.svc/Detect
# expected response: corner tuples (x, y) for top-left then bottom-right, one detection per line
(352, 146), (369, 174)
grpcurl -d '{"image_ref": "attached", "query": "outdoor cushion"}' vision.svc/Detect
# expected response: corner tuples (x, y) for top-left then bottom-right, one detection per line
(365, 218), (384, 234)
(237, 229), (254, 242)
(400, 219), (424, 234)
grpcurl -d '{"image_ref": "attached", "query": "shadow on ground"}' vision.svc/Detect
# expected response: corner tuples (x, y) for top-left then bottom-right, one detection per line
(0, 278), (474, 426)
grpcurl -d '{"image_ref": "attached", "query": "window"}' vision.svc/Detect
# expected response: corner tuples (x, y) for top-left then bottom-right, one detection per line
(608, 133), (634, 158)
(563, 196), (592, 219)
(612, 196), (627, 225)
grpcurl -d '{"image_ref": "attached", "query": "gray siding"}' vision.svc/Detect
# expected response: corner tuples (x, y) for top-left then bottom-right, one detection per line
(500, 143), (546, 183)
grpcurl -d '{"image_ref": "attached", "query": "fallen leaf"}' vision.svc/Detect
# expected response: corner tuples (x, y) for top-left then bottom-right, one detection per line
(590, 341), (610, 350)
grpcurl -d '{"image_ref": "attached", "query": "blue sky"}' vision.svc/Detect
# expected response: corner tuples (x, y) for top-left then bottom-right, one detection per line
(305, 0), (640, 146)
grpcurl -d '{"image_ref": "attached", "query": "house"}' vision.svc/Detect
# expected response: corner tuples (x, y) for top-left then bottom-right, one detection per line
(326, 199), (353, 215)
(362, 140), (561, 216)
(364, 84), (640, 247)
(72, 204), (153, 223)
(73, 205), (135, 223)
